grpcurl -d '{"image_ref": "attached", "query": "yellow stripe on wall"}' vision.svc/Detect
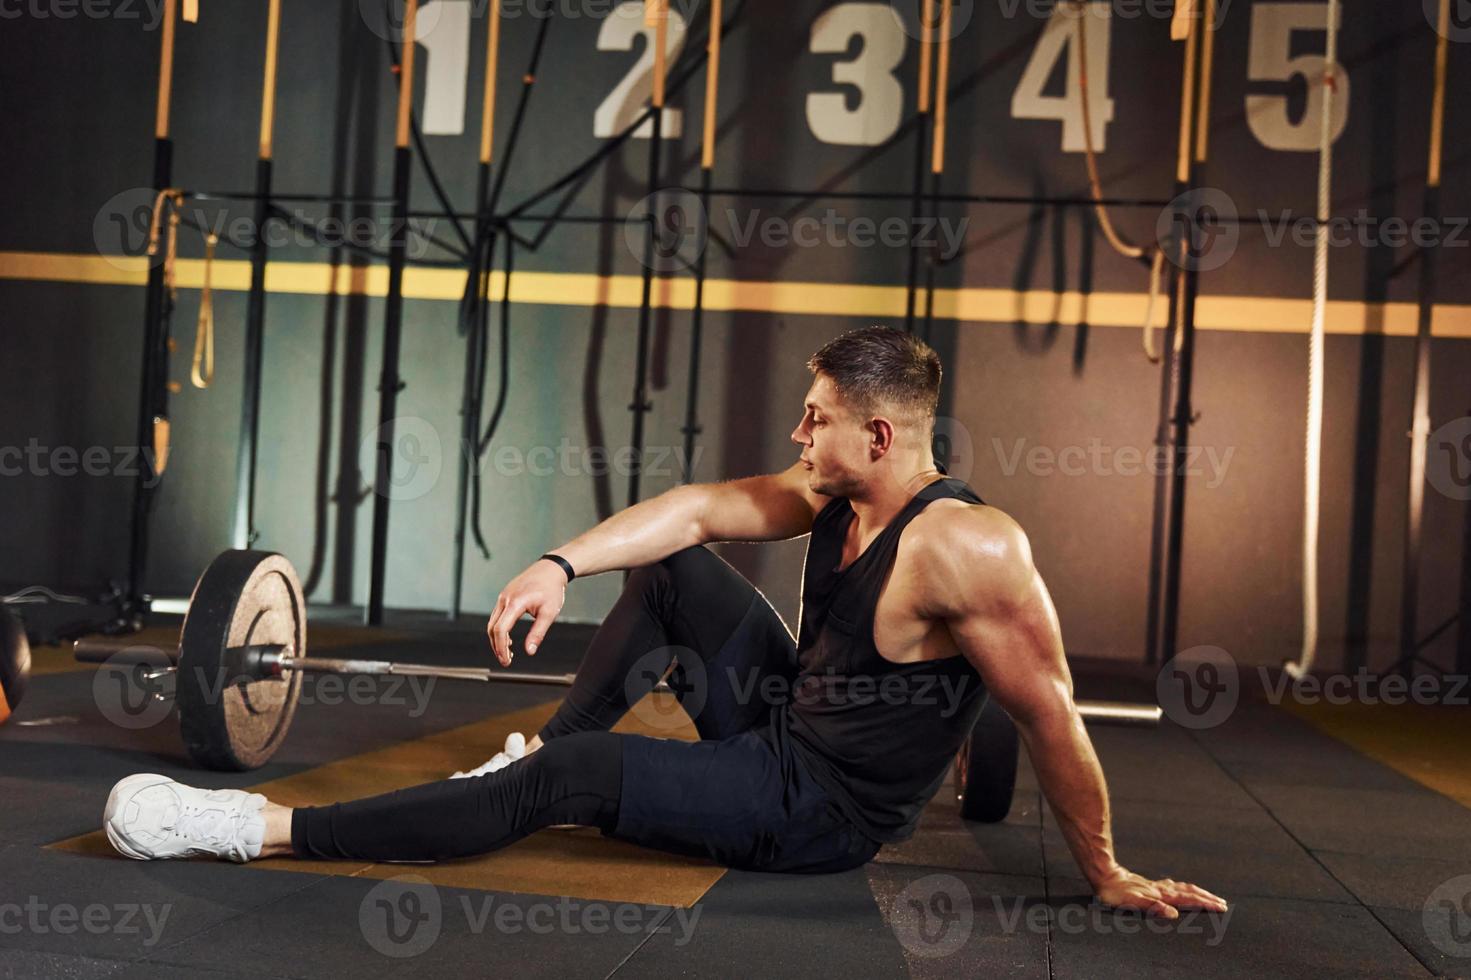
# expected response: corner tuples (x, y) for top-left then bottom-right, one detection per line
(2, 250), (1469, 338)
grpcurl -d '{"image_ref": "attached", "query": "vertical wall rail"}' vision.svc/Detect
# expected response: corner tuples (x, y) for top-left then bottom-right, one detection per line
(366, 0), (419, 625)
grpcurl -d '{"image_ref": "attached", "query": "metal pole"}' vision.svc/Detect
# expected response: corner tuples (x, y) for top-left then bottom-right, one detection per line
(128, 0), (179, 616)
(627, 0), (668, 507)
(681, 166), (709, 483)
(232, 0), (284, 550)
(905, 0), (936, 334)
(366, 0), (419, 626)
(451, 0), (503, 618)
(680, 0), (722, 483)
(1145, 5), (1211, 666)
(451, 162), (492, 619)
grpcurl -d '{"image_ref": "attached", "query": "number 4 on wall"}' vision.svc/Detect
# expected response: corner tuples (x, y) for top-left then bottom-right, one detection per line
(1011, 2), (1115, 154)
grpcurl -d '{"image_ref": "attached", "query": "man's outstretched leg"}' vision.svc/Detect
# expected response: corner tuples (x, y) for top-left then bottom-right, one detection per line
(103, 727), (875, 874)
(104, 731), (622, 864)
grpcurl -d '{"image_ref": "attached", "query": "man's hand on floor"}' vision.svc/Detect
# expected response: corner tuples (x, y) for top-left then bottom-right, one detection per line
(1093, 867), (1229, 918)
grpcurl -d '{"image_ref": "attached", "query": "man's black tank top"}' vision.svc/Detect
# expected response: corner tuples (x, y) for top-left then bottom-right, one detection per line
(762, 476), (989, 843)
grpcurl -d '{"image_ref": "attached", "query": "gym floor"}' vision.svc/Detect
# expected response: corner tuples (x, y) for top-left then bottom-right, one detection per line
(1, 613), (1467, 979)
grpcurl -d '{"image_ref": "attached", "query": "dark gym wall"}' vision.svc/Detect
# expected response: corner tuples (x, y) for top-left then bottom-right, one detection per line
(0, 0), (1467, 673)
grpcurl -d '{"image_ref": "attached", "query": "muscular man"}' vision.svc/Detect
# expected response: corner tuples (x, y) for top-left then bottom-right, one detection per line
(105, 326), (1225, 918)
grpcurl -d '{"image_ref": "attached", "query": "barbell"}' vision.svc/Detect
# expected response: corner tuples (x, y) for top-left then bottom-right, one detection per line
(76, 549), (1161, 822)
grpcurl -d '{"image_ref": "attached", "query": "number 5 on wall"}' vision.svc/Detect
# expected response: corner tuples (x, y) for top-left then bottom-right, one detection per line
(1246, 2), (1350, 152)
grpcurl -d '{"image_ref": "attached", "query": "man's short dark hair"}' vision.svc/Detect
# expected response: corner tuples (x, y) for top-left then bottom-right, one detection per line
(807, 325), (942, 427)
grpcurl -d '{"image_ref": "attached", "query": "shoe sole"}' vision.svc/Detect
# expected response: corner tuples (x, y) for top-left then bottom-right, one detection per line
(104, 773), (173, 861)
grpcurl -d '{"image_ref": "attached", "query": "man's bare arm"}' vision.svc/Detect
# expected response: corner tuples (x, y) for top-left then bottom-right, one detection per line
(486, 462), (827, 664)
(922, 508), (1228, 917)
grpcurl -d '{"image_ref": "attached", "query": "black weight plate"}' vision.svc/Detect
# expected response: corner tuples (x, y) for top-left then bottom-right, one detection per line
(176, 550), (305, 770)
(1, 605), (31, 725)
(956, 694), (1019, 823)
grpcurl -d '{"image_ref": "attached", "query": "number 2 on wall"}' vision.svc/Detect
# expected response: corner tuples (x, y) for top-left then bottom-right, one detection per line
(594, 2), (689, 140)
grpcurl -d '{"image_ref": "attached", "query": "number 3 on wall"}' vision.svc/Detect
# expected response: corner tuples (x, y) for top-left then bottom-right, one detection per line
(806, 3), (906, 147)
(1245, 2), (1349, 152)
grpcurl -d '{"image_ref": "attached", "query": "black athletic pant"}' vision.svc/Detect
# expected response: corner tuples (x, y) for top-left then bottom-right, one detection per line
(292, 548), (877, 871)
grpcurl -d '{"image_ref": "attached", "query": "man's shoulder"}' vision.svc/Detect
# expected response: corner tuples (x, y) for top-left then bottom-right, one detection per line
(908, 498), (1027, 551)
(903, 500), (1035, 604)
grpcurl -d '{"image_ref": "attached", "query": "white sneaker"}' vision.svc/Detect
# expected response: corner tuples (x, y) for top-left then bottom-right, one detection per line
(104, 773), (266, 863)
(451, 731), (526, 779)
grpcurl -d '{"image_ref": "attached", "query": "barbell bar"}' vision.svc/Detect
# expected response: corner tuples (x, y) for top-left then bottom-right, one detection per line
(76, 637), (1158, 723)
